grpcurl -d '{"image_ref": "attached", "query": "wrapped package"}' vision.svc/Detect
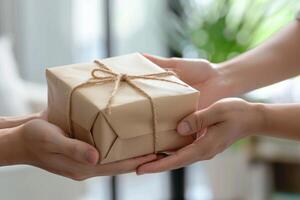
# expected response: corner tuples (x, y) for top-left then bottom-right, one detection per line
(46, 53), (199, 164)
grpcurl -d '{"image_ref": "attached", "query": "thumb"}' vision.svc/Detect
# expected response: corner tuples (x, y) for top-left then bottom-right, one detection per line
(177, 106), (221, 136)
(57, 136), (99, 165)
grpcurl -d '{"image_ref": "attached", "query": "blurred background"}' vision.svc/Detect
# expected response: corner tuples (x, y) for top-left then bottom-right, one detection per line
(0, 0), (300, 199)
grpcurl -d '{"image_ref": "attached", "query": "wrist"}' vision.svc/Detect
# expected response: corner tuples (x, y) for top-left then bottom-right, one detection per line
(0, 126), (29, 166)
(214, 62), (243, 97)
(205, 62), (240, 100)
(247, 102), (268, 136)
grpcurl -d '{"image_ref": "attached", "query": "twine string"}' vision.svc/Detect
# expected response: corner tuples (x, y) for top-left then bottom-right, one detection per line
(67, 59), (187, 153)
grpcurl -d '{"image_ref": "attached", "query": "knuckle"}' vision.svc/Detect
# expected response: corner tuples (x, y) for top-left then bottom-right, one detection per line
(213, 102), (228, 114)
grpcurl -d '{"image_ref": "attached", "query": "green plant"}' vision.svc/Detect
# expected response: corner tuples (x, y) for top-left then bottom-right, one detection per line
(167, 0), (300, 63)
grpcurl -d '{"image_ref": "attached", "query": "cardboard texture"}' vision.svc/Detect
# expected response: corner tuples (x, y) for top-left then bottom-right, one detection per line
(46, 53), (199, 164)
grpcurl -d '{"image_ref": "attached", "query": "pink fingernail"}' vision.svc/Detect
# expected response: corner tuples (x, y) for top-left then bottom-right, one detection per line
(85, 149), (96, 164)
(177, 121), (191, 135)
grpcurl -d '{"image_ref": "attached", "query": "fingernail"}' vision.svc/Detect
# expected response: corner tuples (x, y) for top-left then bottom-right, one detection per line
(177, 121), (191, 135)
(85, 149), (96, 164)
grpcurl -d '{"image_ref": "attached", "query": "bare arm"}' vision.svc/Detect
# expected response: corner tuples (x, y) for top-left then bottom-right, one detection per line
(0, 112), (46, 129)
(261, 103), (300, 140)
(218, 20), (300, 96)
(0, 127), (25, 166)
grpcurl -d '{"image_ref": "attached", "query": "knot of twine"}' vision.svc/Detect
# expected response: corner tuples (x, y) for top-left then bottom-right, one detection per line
(67, 59), (187, 153)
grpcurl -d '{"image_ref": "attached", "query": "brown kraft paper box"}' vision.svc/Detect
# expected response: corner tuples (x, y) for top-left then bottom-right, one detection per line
(46, 53), (199, 164)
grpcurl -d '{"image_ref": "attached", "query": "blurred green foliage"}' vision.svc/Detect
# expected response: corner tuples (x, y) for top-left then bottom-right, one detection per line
(167, 0), (300, 63)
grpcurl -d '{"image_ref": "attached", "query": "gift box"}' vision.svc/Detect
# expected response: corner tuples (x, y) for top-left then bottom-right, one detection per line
(46, 53), (199, 164)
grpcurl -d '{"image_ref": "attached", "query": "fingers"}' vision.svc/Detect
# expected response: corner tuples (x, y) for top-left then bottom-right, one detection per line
(94, 154), (157, 176)
(44, 154), (89, 181)
(177, 105), (222, 136)
(137, 125), (227, 174)
(28, 120), (99, 165)
(137, 144), (199, 174)
(143, 53), (178, 69)
(45, 154), (156, 180)
(139, 107), (219, 173)
(55, 135), (99, 165)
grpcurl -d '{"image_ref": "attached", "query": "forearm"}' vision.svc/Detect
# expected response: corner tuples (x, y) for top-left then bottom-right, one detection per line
(257, 103), (300, 140)
(0, 127), (26, 166)
(217, 20), (300, 96)
(0, 112), (44, 129)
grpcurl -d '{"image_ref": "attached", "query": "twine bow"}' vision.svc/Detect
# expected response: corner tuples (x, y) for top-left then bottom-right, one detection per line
(67, 59), (187, 153)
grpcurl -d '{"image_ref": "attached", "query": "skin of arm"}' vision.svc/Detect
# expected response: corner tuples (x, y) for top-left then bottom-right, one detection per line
(0, 111), (47, 129)
(0, 127), (27, 165)
(261, 103), (300, 140)
(217, 20), (300, 96)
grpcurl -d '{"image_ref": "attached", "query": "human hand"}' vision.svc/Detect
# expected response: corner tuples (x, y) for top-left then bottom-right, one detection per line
(14, 119), (156, 180)
(144, 54), (234, 109)
(137, 98), (264, 174)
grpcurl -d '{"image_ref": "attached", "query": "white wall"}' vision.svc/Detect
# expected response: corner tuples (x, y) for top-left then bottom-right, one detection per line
(14, 0), (73, 83)
(112, 0), (169, 56)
